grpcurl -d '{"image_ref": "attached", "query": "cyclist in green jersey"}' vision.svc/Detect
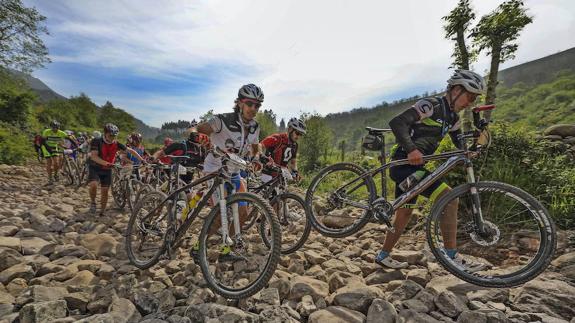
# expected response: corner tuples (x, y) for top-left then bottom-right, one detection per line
(41, 120), (68, 184)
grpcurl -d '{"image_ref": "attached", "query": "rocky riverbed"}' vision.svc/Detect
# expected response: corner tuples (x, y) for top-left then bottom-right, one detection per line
(0, 163), (574, 323)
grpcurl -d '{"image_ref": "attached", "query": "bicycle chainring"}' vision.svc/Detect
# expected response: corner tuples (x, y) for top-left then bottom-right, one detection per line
(372, 198), (393, 225)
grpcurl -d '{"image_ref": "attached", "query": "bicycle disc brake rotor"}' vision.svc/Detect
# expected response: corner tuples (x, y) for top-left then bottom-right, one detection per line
(469, 221), (501, 246)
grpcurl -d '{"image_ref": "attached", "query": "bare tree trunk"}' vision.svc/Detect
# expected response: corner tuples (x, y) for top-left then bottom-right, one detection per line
(484, 45), (501, 122)
(456, 30), (470, 70)
(456, 29), (474, 131)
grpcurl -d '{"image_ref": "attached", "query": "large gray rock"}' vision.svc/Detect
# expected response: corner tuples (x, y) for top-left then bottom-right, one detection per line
(456, 309), (508, 323)
(397, 309), (441, 322)
(296, 294), (317, 317)
(331, 286), (382, 314)
(133, 291), (160, 315)
(309, 306), (366, 323)
(109, 297), (142, 323)
(435, 290), (468, 318)
(79, 233), (119, 257)
(513, 278), (575, 320)
(0, 238), (21, 253)
(366, 298), (397, 323)
(0, 263), (35, 284)
(19, 300), (67, 323)
(195, 303), (259, 322)
(289, 275), (329, 302)
(0, 247), (24, 271)
(366, 269), (405, 285)
(388, 280), (423, 303)
(544, 124), (575, 138)
(64, 292), (90, 313)
(259, 305), (300, 323)
(328, 271), (366, 293)
(466, 289), (509, 304)
(20, 237), (54, 256)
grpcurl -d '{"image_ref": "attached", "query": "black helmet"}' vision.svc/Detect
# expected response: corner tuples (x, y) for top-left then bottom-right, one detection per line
(238, 84), (264, 102)
(50, 120), (60, 129)
(104, 123), (119, 136)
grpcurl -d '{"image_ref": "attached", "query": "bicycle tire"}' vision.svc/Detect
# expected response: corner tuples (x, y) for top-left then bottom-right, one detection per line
(426, 181), (556, 288)
(125, 190), (170, 269)
(198, 192), (281, 299)
(305, 162), (377, 238)
(112, 172), (127, 209)
(260, 192), (310, 254)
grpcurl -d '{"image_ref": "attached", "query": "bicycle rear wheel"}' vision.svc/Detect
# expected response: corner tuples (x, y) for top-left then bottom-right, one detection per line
(125, 190), (170, 269)
(427, 181), (556, 288)
(305, 162), (377, 238)
(261, 192), (310, 254)
(198, 192), (280, 299)
(112, 169), (127, 209)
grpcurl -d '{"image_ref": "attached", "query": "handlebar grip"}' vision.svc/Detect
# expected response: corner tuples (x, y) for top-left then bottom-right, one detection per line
(472, 104), (496, 113)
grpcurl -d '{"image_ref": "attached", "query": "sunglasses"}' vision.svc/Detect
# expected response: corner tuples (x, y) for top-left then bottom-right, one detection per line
(241, 100), (262, 109)
(467, 92), (479, 102)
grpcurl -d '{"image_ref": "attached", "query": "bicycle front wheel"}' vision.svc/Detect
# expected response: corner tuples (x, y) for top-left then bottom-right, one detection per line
(305, 162), (377, 238)
(198, 192), (280, 299)
(427, 181), (556, 288)
(125, 190), (170, 269)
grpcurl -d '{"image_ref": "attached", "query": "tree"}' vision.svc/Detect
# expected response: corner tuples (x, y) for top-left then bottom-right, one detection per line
(443, 0), (477, 130)
(472, 0), (532, 121)
(299, 113), (332, 172)
(199, 109), (214, 123)
(0, 68), (35, 127)
(0, 0), (51, 72)
(255, 111), (277, 139)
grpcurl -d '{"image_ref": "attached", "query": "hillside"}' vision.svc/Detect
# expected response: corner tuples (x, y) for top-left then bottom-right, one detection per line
(323, 47), (575, 147)
(9, 70), (160, 139)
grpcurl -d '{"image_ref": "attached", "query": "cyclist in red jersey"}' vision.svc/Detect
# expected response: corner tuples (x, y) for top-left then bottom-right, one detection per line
(260, 118), (306, 183)
(88, 123), (145, 216)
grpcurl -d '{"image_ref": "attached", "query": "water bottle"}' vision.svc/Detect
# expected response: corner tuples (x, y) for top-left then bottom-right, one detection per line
(181, 191), (204, 221)
(398, 170), (427, 192)
(176, 200), (186, 220)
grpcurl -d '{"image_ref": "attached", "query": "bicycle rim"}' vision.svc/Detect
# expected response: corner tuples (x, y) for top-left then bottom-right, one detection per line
(198, 192), (280, 299)
(125, 191), (170, 269)
(427, 181), (556, 287)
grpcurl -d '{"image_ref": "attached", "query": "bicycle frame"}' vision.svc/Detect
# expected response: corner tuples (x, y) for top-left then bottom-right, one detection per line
(335, 131), (489, 235)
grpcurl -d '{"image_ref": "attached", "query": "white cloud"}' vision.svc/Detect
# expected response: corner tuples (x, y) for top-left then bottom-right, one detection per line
(29, 0), (575, 126)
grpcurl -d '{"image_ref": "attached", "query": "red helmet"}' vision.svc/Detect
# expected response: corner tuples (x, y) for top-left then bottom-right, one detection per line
(164, 137), (174, 146)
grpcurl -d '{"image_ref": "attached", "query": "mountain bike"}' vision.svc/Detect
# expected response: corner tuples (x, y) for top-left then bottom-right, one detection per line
(244, 165), (310, 254)
(61, 148), (80, 186)
(111, 164), (145, 212)
(125, 149), (280, 299)
(305, 106), (556, 288)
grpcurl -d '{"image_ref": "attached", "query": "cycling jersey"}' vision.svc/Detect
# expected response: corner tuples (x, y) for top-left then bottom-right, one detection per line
(390, 96), (462, 159)
(163, 140), (207, 167)
(203, 112), (260, 173)
(89, 138), (127, 170)
(41, 129), (67, 149)
(127, 145), (145, 166)
(261, 133), (298, 167)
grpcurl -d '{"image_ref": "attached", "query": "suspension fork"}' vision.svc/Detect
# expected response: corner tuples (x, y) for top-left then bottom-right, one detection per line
(466, 162), (487, 236)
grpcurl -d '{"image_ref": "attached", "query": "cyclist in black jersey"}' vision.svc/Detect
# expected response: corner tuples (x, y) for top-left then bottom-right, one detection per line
(375, 70), (488, 272)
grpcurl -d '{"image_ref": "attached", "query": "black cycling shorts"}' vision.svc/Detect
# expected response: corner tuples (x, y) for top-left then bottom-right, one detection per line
(389, 163), (449, 208)
(88, 165), (112, 187)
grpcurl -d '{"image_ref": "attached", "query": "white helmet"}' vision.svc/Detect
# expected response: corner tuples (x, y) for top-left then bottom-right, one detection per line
(447, 70), (486, 95)
(238, 84), (264, 102)
(92, 130), (102, 139)
(288, 118), (306, 134)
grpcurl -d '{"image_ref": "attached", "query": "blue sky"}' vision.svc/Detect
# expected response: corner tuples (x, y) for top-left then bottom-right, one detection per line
(26, 0), (575, 127)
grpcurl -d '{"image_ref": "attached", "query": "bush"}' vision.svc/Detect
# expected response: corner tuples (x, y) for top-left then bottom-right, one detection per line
(0, 122), (35, 165)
